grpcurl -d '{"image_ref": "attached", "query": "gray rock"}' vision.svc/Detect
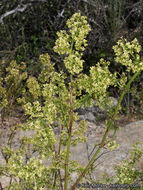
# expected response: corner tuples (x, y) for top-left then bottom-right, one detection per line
(1, 118), (143, 187)
(79, 112), (95, 122)
(75, 97), (118, 123)
(0, 177), (10, 189)
(70, 120), (143, 180)
(75, 101), (101, 115)
(108, 97), (118, 107)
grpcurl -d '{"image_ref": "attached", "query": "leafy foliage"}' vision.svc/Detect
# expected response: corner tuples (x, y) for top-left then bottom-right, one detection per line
(103, 142), (143, 190)
(0, 12), (143, 190)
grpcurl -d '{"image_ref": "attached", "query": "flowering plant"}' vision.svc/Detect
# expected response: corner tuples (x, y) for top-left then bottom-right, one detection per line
(0, 13), (143, 190)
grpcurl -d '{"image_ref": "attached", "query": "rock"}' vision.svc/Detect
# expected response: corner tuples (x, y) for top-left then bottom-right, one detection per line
(75, 101), (101, 116)
(79, 112), (95, 122)
(108, 97), (118, 107)
(75, 97), (118, 123)
(70, 120), (143, 180)
(0, 117), (143, 187)
(0, 177), (10, 189)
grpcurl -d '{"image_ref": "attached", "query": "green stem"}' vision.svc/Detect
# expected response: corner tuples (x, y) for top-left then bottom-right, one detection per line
(70, 71), (140, 190)
(64, 85), (74, 190)
(64, 38), (74, 189)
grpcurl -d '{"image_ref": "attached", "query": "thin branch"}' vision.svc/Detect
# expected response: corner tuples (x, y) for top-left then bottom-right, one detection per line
(52, 124), (63, 189)
(57, 0), (71, 18)
(30, 0), (47, 2)
(64, 85), (74, 190)
(88, 18), (102, 28)
(81, 0), (96, 8)
(81, 0), (108, 9)
(0, 0), (48, 24)
(92, 150), (117, 169)
(0, 4), (31, 23)
(58, 169), (64, 190)
(125, 2), (143, 21)
(126, 1), (142, 9)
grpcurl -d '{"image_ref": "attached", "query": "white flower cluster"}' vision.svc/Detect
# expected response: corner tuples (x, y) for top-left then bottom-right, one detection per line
(64, 52), (84, 74)
(54, 30), (70, 55)
(113, 38), (143, 72)
(106, 140), (120, 151)
(54, 13), (91, 74)
(66, 12), (91, 51)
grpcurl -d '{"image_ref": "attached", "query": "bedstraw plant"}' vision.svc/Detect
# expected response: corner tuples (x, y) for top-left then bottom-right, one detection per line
(0, 12), (143, 190)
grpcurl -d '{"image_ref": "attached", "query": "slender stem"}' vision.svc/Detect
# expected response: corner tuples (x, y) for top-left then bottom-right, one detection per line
(70, 71), (140, 190)
(64, 38), (74, 189)
(64, 86), (74, 190)
(58, 125), (64, 154)
(52, 125), (63, 189)
(58, 125), (64, 190)
(53, 171), (57, 189)
(58, 169), (64, 190)
(89, 143), (101, 158)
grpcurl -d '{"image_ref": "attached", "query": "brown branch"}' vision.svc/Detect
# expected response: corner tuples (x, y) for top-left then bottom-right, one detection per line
(0, 0), (48, 24)
(64, 85), (74, 190)
(58, 169), (64, 190)
(0, 4), (31, 23)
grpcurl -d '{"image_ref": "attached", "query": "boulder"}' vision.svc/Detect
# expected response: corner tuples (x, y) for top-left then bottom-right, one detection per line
(75, 97), (118, 123)
(0, 117), (143, 187)
(70, 120), (143, 180)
